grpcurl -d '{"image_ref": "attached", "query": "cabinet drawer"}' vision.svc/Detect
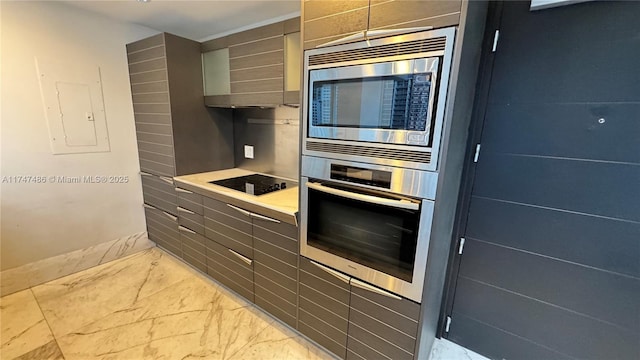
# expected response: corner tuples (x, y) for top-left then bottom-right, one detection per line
(252, 220), (298, 252)
(141, 174), (177, 215)
(203, 198), (253, 258)
(205, 238), (254, 302)
(298, 258), (350, 358)
(179, 227), (207, 273)
(254, 279), (297, 328)
(177, 207), (205, 235)
(347, 282), (420, 360)
(176, 187), (203, 214)
(145, 205), (180, 257)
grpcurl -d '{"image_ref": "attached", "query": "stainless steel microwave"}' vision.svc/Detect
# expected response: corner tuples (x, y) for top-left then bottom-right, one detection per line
(302, 27), (456, 172)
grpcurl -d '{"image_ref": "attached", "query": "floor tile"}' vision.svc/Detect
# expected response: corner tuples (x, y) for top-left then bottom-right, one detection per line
(31, 247), (335, 360)
(0, 289), (55, 359)
(13, 340), (64, 360)
(31, 248), (194, 339)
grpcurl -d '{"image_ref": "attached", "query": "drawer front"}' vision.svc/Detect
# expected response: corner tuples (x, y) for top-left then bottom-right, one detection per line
(141, 174), (177, 215)
(176, 188), (203, 215)
(145, 205), (180, 257)
(298, 258), (350, 359)
(203, 197), (253, 258)
(177, 207), (205, 235)
(179, 227), (207, 273)
(205, 238), (254, 302)
(347, 283), (421, 360)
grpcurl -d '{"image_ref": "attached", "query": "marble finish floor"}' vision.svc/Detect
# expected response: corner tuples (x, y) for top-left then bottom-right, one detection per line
(1, 247), (488, 360)
(1, 248), (334, 360)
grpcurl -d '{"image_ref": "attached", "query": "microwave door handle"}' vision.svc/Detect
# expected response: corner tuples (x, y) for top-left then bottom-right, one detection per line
(306, 182), (420, 211)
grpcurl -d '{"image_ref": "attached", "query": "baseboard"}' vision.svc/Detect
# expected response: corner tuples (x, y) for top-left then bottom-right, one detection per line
(1, 232), (154, 296)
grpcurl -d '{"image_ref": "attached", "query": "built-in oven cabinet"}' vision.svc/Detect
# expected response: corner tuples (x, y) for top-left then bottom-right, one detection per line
(302, 0), (461, 49)
(347, 280), (421, 360)
(298, 257), (421, 360)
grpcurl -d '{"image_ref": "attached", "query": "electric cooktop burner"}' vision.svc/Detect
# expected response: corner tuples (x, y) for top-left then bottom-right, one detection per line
(210, 174), (294, 196)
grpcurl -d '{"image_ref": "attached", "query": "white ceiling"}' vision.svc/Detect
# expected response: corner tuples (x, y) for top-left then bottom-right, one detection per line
(61, 0), (301, 41)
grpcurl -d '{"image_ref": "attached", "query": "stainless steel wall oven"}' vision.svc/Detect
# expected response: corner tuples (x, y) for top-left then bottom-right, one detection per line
(300, 157), (438, 303)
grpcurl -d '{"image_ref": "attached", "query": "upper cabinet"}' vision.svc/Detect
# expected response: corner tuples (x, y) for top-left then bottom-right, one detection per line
(202, 17), (301, 108)
(302, 0), (462, 50)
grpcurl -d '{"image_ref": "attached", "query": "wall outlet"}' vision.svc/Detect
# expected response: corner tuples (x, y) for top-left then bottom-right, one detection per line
(244, 145), (254, 159)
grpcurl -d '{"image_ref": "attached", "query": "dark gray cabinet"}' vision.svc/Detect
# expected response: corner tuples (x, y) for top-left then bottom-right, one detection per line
(302, 0), (462, 49)
(347, 280), (421, 360)
(202, 18), (301, 107)
(126, 33), (233, 256)
(253, 218), (299, 328)
(298, 258), (351, 358)
(298, 257), (421, 360)
(144, 204), (180, 257)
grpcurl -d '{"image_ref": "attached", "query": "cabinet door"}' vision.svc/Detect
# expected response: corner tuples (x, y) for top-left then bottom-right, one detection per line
(368, 0), (462, 31)
(145, 204), (181, 257)
(203, 197), (253, 258)
(298, 258), (351, 359)
(253, 218), (299, 328)
(347, 279), (421, 360)
(128, 34), (176, 177)
(205, 237), (254, 302)
(178, 226), (207, 273)
(302, 0), (369, 49)
(228, 22), (284, 106)
(283, 31), (301, 104)
(141, 173), (177, 216)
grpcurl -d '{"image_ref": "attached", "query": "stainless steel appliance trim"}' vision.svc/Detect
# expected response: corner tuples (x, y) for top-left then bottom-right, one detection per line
(177, 206), (195, 215)
(175, 187), (193, 194)
(350, 278), (402, 300)
(307, 182), (420, 210)
(364, 26), (434, 39)
(178, 225), (196, 234)
(300, 176), (435, 303)
(310, 260), (351, 284)
(301, 156), (438, 200)
(228, 248), (253, 266)
(302, 27), (456, 172)
(307, 57), (440, 148)
(250, 212), (281, 224)
(226, 204), (252, 218)
(316, 31), (367, 48)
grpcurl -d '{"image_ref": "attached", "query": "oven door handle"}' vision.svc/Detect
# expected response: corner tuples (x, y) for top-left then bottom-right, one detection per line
(306, 182), (419, 211)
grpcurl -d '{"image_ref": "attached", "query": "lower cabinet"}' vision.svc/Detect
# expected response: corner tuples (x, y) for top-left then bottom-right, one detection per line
(298, 257), (351, 358)
(298, 258), (421, 360)
(253, 218), (299, 328)
(347, 280), (421, 360)
(206, 236), (255, 301)
(145, 204), (181, 257)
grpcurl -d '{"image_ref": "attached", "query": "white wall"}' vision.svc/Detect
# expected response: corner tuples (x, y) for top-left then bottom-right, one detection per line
(0, 1), (159, 270)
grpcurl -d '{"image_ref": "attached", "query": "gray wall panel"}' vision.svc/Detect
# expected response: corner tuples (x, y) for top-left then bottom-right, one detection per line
(460, 239), (640, 333)
(473, 153), (640, 222)
(453, 277), (640, 360)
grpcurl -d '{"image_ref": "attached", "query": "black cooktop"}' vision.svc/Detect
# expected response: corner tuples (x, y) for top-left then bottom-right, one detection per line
(210, 174), (294, 196)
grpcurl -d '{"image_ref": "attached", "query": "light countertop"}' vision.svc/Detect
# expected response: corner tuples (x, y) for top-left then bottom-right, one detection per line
(173, 168), (299, 226)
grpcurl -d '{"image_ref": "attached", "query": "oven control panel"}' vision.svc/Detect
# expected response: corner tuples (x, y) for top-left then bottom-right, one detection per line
(330, 164), (392, 188)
